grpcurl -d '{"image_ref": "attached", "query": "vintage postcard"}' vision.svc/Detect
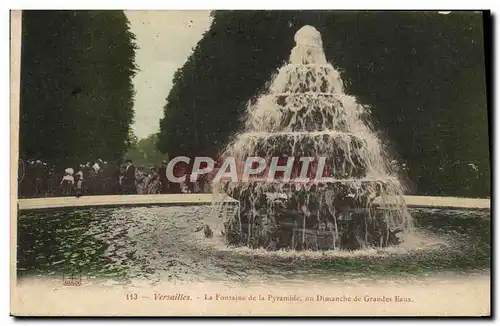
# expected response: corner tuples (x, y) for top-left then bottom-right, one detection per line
(10, 10), (491, 316)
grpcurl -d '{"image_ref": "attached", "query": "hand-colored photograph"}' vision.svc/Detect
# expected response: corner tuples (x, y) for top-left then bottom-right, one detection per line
(11, 10), (491, 317)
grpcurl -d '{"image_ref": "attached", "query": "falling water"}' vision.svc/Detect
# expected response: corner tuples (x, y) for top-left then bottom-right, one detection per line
(212, 25), (412, 251)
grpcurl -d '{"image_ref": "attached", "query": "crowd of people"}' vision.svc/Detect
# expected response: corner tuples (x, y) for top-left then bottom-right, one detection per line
(18, 158), (211, 198)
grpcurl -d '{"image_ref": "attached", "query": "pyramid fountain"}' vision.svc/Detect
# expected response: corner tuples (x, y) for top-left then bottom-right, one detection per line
(212, 25), (412, 251)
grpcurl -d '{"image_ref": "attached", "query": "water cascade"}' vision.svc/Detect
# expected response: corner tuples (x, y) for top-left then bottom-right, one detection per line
(212, 25), (412, 251)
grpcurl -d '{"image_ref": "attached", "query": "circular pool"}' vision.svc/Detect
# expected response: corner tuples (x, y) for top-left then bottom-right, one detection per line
(17, 206), (490, 284)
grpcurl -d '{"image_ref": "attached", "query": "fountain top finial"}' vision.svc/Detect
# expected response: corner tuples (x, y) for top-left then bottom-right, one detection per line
(294, 25), (323, 48)
(290, 25), (327, 64)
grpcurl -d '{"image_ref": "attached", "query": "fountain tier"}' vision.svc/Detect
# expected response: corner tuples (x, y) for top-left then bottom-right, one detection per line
(270, 64), (344, 94)
(246, 93), (369, 133)
(213, 25), (412, 250)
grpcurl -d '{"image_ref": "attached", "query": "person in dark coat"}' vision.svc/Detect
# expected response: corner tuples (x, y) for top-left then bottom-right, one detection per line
(122, 159), (136, 194)
(158, 160), (169, 194)
(109, 163), (121, 194)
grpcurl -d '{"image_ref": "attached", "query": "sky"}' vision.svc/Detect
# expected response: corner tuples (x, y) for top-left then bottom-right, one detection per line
(125, 10), (213, 139)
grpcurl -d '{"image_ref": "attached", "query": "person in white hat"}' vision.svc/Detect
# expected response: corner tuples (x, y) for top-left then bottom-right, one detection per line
(60, 168), (75, 196)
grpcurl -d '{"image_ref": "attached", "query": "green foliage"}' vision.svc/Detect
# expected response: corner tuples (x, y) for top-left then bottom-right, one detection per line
(19, 10), (138, 166)
(158, 11), (490, 197)
(125, 133), (169, 168)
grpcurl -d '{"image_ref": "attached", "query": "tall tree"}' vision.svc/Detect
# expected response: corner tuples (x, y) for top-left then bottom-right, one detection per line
(158, 11), (490, 198)
(19, 10), (137, 166)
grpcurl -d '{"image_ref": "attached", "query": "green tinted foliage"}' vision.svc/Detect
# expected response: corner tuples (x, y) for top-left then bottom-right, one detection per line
(158, 11), (489, 197)
(125, 133), (169, 168)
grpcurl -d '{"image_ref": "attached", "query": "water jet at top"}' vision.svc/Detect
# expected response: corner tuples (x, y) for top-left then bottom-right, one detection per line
(212, 25), (412, 251)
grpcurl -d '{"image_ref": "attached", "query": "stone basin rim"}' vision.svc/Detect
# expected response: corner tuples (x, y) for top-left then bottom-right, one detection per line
(17, 194), (490, 212)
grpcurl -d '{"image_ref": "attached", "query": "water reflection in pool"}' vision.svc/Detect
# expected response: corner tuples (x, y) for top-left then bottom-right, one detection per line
(17, 206), (490, 283)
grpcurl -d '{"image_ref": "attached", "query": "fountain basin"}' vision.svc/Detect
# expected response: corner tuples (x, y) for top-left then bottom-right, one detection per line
(16, 204), (490, 282)
(17, 193), (238, 211)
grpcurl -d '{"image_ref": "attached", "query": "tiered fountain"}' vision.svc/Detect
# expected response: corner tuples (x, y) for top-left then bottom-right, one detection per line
(212, 25), (412, 251)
